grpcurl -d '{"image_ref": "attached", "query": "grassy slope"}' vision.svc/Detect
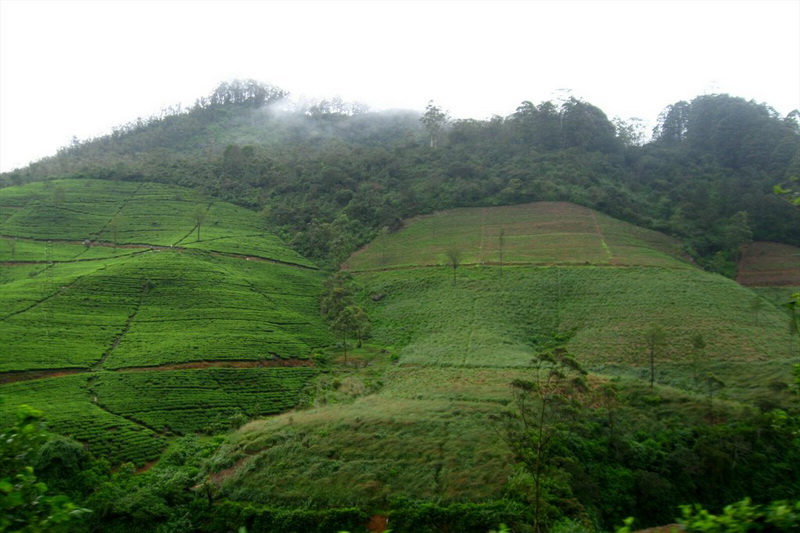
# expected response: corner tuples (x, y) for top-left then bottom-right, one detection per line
(212, 202), (799, 508)
(344, 202), (691, 270)
(0, 179), (328, 463)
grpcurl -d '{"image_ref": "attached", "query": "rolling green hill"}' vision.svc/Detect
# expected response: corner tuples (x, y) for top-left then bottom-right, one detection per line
(2, 85), (799, 532)
(207, 203), (799, 514)
(0, 179), (329, 463)
(2, 189), (797, 529)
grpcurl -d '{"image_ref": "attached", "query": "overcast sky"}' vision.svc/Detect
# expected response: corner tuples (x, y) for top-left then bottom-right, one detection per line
(1, 0), (798, 172)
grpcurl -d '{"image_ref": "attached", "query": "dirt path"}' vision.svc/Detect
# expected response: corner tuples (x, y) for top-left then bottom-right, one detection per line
(0, 358), (314, 384)
(0, 368), (86, 385)
(1, 235), (317, 270)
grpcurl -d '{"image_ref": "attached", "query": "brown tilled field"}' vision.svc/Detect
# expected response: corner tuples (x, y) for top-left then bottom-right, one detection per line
(736, 242), (800, 286)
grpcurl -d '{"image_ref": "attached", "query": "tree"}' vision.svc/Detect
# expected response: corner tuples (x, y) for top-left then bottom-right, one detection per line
(194, 205), (209, 242)
(653, 101), (690, 144)
(560, 97), (620, 152)
(787, 291), (800, 356)
(420, 100), (450, 148)
(332, 305), (370, 363)
(320, 273), (371, 363)
(0, 406), (90, 532)
(495, 348), (587, 533)
(445, 247), (462, 285)
(613, 116), (647, 147)
(644, 326), (667, 388)
(774, 176), (800, 207)
(320, 272), (355, 320)
(724, 211), (752, 259)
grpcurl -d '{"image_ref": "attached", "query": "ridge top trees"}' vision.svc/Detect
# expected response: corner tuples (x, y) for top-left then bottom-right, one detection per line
(421, 100), (450, 149)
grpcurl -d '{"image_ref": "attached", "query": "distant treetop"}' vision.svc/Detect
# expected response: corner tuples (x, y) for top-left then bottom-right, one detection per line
(194, 79), (287, 109)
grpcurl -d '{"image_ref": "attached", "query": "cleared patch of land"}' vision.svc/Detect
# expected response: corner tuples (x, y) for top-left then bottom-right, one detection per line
(344, 202), (691, 271)
(736, 241), (800, 286)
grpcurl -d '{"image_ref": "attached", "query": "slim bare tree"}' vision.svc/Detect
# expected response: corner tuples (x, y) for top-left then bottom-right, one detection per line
(445, 247), (462, 285)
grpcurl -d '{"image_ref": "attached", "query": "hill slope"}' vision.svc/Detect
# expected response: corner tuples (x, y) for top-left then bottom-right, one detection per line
(209, 203), (799, 512)
(0, 179), (329, 463)
(345, 202), (692, 271)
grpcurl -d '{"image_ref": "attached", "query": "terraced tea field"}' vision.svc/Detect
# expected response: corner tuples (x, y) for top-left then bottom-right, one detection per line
(0, 375), (165, 464)
(1, 178), (314, 265)
(0, 179), (329, 463)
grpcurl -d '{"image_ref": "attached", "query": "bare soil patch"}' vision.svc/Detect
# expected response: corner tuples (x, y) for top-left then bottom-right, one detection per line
(737, 242), (800, 286)
(0, 368), (86, 385)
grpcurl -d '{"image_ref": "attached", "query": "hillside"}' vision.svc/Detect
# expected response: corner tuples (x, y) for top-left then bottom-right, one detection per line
(0, 179), (329, 463)
(207, 203), (799, 524)
(1, 86), (799, 531)
(345, 202), (692, 270)
(4, 88), (799, 275)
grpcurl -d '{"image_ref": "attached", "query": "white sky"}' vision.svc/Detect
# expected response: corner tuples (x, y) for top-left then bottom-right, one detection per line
(1, 0), (799, 172)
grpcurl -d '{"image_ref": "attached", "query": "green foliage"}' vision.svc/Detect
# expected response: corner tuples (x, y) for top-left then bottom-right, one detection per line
(200, 501), (369, 533)
(679, 498), (800, 532)
(1, 85), (800, 531)
(346, 202), (692, 271)
(320, 273), (371, 357)
(496, 349), (588, 532)
(644, 325), (667, 388)
(3, 85), (799, 273)
(421, 101), (450, 149)
(0, 406), (90, 532)
(386, 498), (529, 533)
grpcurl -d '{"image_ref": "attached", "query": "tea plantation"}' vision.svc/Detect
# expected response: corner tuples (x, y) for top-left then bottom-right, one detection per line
(0, 179), (328, 463)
